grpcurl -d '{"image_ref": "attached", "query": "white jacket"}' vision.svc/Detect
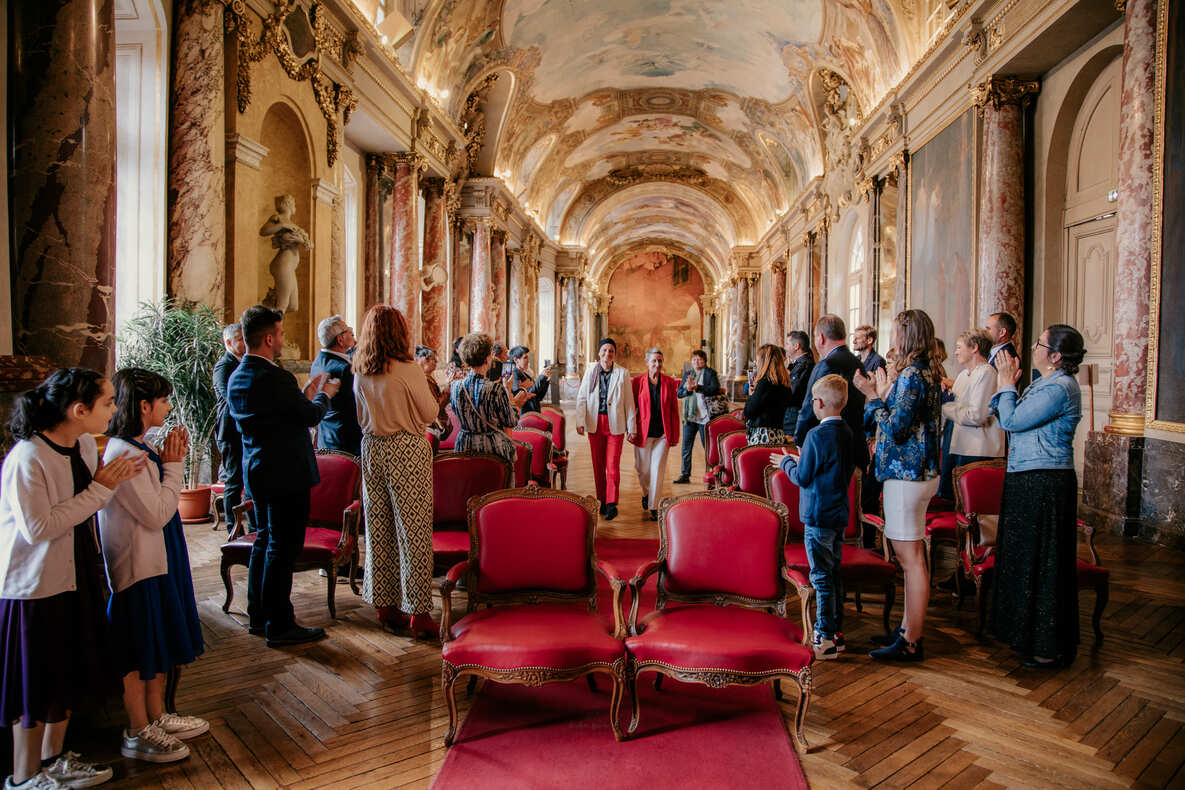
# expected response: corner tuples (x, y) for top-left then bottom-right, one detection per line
(942, 362), (1006, 458)
(97, 437), (184, 593)
(575, 364), (636, 436)
(0, 434), (114, 599)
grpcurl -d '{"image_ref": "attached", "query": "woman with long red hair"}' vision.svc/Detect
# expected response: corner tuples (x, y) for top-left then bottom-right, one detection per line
(352, 306), (440, 636)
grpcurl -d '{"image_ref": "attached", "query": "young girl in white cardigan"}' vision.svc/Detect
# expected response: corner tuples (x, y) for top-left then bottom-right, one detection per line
(0, 368), (145, 790)
(99, 369), (207, 765)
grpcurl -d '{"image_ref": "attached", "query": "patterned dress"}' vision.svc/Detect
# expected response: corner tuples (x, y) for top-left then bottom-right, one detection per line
(450, 372), (518, 463)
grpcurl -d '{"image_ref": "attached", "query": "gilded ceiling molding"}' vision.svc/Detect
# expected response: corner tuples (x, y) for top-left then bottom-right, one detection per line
(971, 76), (1041, 112)
(223, 0), (358, 166)
(389, 151), (428, 175)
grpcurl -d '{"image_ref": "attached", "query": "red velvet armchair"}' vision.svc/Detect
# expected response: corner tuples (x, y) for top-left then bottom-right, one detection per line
(510, 440), (532, 487)
(622, 489), (815, 747)
(702, 414), (744, 489)
(712, 429), (748, 489)
(439, 487), (628, 744)
(432, 452), (514, 573)
(727, 441), (793, 496)
(508, 427), (554, 487)
(221, 450), (362, 618)
(437, 407), (462, 451)
(765, 465), (897, 637)
(539, 406), (570, 489)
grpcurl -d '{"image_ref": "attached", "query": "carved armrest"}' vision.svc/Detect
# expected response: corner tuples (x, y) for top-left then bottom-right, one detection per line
(336, 501), (362, 553)
(627, 559), (662, 636)
(1077, 519), (1098, 565)
(595, 560), (627, 639)
(229, 500), (255, 541)
(860, 513), (890, 561)
(782, 566), (815, 646)
(440, 561), (470, 642)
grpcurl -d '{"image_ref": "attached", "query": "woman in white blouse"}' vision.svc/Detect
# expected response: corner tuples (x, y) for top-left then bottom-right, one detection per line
(939, 329), (1005, 499)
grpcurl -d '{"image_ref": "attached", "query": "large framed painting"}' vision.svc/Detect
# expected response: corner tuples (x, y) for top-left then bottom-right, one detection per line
(606, 251), (704, 373)
(908, 109), (976, 351)
(1148, 0), (1185, 430)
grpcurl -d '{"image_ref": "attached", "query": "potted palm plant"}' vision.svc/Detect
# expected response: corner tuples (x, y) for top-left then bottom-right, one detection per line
(118, 299), (225, 522)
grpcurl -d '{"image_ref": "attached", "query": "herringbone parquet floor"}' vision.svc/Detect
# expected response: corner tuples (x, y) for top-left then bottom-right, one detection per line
(63, 406), (1185, 789)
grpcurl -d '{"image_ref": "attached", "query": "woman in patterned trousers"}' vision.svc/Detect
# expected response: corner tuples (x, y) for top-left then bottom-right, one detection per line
(353, 306), (441, 637)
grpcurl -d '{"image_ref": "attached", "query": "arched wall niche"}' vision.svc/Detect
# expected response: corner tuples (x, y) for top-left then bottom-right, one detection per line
(605, 248), (706, 373)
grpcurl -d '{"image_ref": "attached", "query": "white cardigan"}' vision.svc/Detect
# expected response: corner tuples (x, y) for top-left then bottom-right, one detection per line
(0, 434), (114, 599)
(575, 364), (636, 436)
(942, 362), (1006, 458)
(98, 437), (184, 593)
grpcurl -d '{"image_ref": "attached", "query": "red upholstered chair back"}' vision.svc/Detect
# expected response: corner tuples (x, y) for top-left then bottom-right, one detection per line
(508, 428), (552, 485)
(432, 452), (514, 530)
(954, 460), (1007, 519)
(468, 488), (598, 598)
(716, 430), (748, 480)
(658, 490), (789, 605)
(730, 443), (792, 496)
(518, 412), (552, 435)
(511, 441), (532, 487)
(705, 414), (744, 467)
(437, 407), (462, 451)
(763, 461), (861, 542)
(309, 450), (362, 526)
(540, 407), (566, 451)
(425, 432), (440, 454)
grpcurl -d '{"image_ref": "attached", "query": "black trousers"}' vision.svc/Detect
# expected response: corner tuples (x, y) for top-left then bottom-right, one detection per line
(217, 439), (244, 529)
(247, 492), (310, 633)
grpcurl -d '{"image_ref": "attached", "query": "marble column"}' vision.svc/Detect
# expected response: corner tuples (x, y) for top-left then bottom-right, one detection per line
(421, 178), (450, 357)
(330, 193), (345, 316)
(9, 0), (117, 372)
(565, 276), (579, 377)
(389, 152), (424, 340)
(747, 274), (760, 360)
(167, 0), (225, 310)
(973, 77), (1039, 329)
(507, 253), (523, 346)
(893, 156), (909, 317)
(1082, 0), (1158, 539)
(728, 281), (744, 379)
(451, 219), (472, 341)
(469, 219), (493, 333)
(490, 230), (508, 342)
(364, 154), (392, 309)
(771, 263), (787, 344)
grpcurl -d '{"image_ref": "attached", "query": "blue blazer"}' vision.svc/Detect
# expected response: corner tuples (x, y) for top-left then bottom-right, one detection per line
(779, 418), (854, 528)
(213, 352), (240, 448)
(228, 355), (330, 499)
(794, 346), (870, 470)
(309, 350), (361, 456)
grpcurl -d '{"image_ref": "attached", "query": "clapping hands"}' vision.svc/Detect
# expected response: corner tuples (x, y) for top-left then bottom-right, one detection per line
(769, 449), (793, 468)
(854, 367), (892, 401)
(94, 451), (147, 489)
(159, 425), (189, 464)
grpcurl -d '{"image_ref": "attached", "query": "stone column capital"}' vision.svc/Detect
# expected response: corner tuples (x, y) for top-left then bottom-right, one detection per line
(387, 151), (427, 174)
(421, 176), (446, 197)
(971, 76), (1041, 113)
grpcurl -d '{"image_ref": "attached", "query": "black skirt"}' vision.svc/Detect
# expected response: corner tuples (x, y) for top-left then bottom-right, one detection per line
(989, 468), (1080, 663)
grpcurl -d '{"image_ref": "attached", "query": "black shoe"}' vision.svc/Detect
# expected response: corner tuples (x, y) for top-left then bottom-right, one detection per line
(673, 475), (691, 485)
(266, 625), (326, 647)
(1020, 656), (1067, 669)
(604, 503), (618, 521)
(599, 502), (607, 516)
(642, 495), (648, 511)
(869, 635), (924, 662)
(247, 623), (266, 637)
(870, 626), (904, 647)
(649, 509), (658, 521)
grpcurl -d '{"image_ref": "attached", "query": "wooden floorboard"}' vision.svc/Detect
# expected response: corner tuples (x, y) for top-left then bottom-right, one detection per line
(56, 403), (1185, 788)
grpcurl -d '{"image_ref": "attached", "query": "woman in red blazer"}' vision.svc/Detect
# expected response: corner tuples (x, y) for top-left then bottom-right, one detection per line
(630, 348), (682, 521)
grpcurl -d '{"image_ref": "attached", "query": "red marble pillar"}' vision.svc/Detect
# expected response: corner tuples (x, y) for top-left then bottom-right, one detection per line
(490, 230), (508, 343)
(1108, 0), (1157, 433)
(9, 0), (117, 372)
(469, 219), (493, 333)
(771, 264), (786, 345)
(363, 154), (389, 309)
(421, 178), (449, 356)
(973, 77), (1039, 331)
(389, 152), (424, 339)
(564, 275), (579, 377)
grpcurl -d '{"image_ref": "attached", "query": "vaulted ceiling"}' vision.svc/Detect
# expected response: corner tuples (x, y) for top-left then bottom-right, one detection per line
(404, 0), (943, 285)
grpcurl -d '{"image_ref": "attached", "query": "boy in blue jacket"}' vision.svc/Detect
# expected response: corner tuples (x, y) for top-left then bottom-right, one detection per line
(770, 374), (855, 660)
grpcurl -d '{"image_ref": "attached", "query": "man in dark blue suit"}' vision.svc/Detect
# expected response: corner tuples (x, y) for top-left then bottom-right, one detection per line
(228, 305), (339, 647)
(985, 312), (1020, 369)
(794, 314), (871, 471)
(310, 315), (360, 456)
(213, 323), (246, 531)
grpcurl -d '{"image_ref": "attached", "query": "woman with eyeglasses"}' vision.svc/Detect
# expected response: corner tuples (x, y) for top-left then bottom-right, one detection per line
(988, 325), (1085, 668)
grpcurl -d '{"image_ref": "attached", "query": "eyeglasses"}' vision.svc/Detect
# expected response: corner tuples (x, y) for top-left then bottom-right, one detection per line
(1033, 340), (1051, 351)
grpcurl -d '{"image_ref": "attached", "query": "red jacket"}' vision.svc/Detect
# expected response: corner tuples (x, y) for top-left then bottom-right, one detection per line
(630, 373), (681, 447)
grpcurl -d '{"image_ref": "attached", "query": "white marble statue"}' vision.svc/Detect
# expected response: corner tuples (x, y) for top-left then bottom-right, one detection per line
(259, 194), (312, 313)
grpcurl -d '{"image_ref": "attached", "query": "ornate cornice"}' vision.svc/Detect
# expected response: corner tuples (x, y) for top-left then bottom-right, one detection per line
(388, 151), (427, 174)
(971, 75), (1041, 112)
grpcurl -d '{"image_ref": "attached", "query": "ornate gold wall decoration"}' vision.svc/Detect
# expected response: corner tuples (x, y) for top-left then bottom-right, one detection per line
(223, 0), (358, 167)
(604, 165), (709, 187)
(970, 75), (1041, 112)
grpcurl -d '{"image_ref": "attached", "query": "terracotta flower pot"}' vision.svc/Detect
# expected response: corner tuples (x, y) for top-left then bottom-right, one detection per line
(178, 485), (213, 524)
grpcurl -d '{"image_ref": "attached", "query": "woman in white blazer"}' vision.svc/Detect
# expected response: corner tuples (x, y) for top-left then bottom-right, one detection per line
(939, 329), (1005, 499)
(575, 338), (636, 520)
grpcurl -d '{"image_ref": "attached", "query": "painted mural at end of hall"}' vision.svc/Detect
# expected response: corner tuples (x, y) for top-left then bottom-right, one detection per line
(607, 250), (704, 375)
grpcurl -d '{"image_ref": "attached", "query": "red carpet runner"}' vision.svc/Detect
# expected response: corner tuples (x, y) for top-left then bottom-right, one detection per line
(430, 539), (809, 790)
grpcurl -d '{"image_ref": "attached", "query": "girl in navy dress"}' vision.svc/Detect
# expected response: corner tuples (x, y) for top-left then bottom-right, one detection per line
(99, 369), (206, 764)
(0, 368), (146, 790)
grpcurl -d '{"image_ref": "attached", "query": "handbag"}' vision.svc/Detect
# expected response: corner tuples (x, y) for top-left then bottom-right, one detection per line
(707, 391), (731, 418)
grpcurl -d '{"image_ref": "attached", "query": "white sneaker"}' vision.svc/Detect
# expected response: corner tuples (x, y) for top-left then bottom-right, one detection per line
(43, 753), (112, 789)
(155, 712), (210, 740)
(812, 633), (839, 660)
(120, 722), (190, 763)
(4, 771), (66, 790)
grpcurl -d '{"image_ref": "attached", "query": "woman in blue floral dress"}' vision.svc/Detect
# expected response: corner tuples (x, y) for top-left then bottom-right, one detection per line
(449, 333), (532, 464)
(854, 309), (943, 662)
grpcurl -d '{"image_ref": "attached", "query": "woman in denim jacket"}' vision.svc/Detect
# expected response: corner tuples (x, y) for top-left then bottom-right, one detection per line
(853, 309), (942, 662)
(989, 324), (1085, 668)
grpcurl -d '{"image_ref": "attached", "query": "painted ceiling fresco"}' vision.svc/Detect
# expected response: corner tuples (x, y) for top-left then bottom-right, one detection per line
(407, 0), (944, 282)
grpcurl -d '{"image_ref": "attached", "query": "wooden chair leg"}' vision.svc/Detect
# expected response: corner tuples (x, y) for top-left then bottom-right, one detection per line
(627, 666), (642, 735)
(443, 667), (460, 746)
(854, 591), (864, 613)
(1093, 582), (1109, 643)
(220, 558), (235, 613)
(976, 575), (991, 637)
(609, 672), (624, 742)
(793, 672), (812, 749)
(164, 666), (181, 713)
(326, 566), (337, 618)
(348, 550), (361, 596)
(586, 675), (597, 692)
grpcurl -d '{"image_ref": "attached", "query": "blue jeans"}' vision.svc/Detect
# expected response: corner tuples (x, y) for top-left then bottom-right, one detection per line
(804, 525), (845, 638)
(679, 421), (708, 478)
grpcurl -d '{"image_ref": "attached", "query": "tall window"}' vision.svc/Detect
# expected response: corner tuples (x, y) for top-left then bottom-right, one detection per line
(847, 227), (865, 332)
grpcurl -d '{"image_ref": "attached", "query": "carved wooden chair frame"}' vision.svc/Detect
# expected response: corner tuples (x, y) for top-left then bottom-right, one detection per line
(703, 414), (744, 489)
(537, 406), (570, 489)
(439, 486), (628, 745)
(625, 488), (814, 746)
(712, 428), (748, 488)
(727, 440), (794, 494)
(509, 425), (555, 486)
(950, 459), (1006, 634)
